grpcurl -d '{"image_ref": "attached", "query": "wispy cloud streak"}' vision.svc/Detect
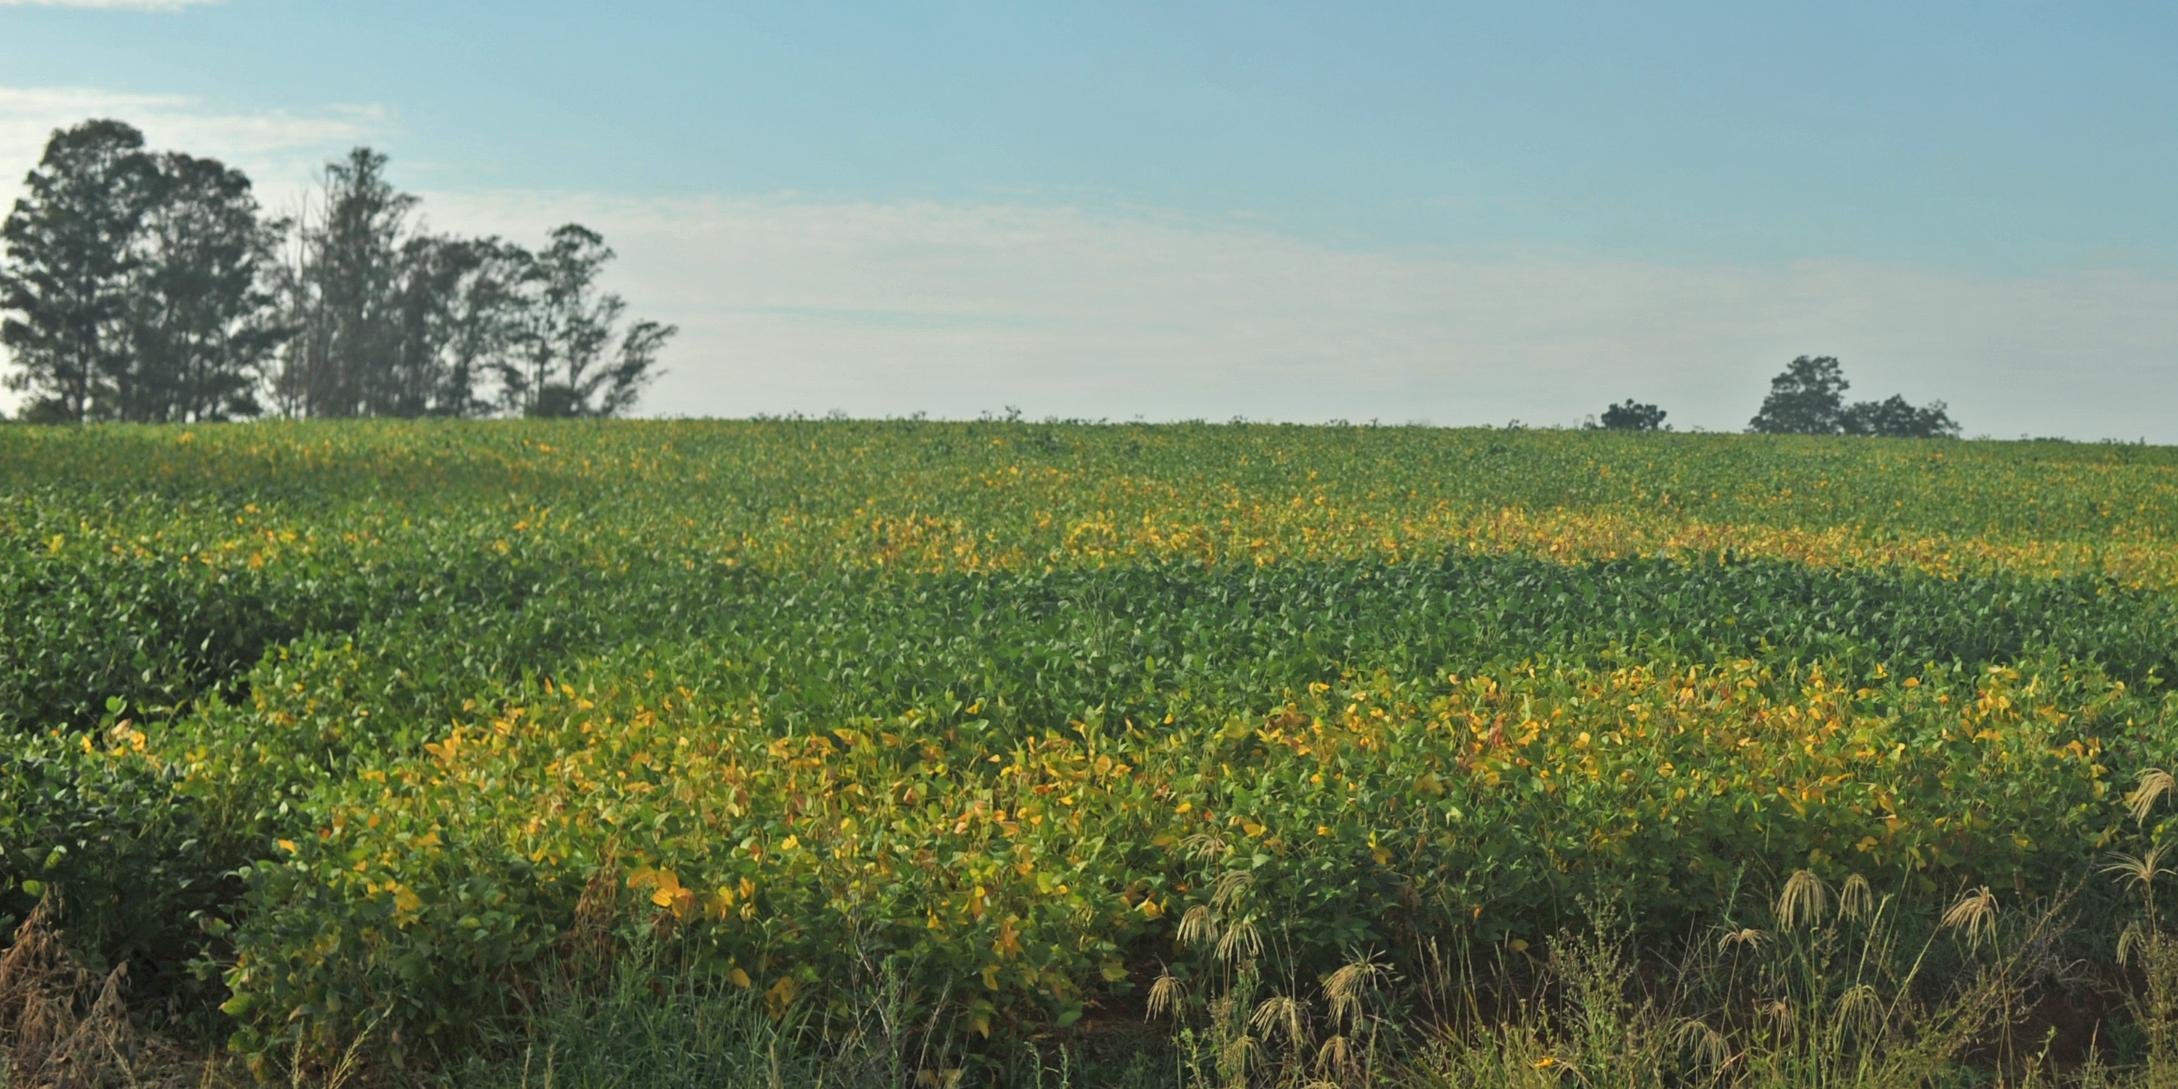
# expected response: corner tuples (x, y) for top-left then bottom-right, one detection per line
(0, 83), (2171, 440)
(0, 84), (391, 206)
(0, 0), (220, 9)
(427, 191), (2178, 441)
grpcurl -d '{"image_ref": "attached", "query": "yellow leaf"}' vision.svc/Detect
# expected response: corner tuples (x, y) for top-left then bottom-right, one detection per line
(706, 887), (736, 919)
(765, 975), (798, 1015)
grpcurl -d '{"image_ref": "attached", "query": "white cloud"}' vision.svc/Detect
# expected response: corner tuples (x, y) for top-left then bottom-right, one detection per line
(1, 83), (2172, 440)
(0, 0), (219, 8)
(0, 85), (391, 211)
(423, 190), (2178, 442)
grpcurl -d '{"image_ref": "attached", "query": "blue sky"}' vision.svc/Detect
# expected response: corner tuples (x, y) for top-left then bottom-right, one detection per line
(3, 0), (2176, 439)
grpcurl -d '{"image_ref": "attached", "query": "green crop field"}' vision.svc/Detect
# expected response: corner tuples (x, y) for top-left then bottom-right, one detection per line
(4, 420), (2178, 1087)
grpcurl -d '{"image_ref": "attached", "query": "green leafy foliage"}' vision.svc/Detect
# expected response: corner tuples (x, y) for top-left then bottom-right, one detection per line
(0, 419), (2172, 1072)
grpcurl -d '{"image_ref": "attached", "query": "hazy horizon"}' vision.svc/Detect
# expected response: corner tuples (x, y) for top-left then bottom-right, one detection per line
(4, 1), (2175, 442)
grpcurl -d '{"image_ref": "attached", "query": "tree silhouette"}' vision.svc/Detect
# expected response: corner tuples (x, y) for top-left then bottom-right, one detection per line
(1749, 356), (1960, 438)
(6, 128), (680, 423)
(1598, 399), (1668, 431)
(0, 120), (161, 422)
(122, 151), (287, 421)
(496, 224), (674, 418)
(1841, 394), (1960, 438)
(270, 148), (418, 418)
(1748, 356), (1849, 435)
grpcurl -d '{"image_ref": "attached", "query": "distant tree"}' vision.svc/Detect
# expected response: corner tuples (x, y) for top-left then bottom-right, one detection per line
(0, 120), (162, 422)
(1748, 355), (1850, 435)
(1840, 394), (1960, 439)
(10, 135), (676, 424)
(431, 239), (531, 416)
(120, 151), (288, 422)
(1746, 355), (1961, 439)
(1598, 399), (1668, 431)
(272, 148), (417, 418)
(273, 149), (542, 419)
(381, 234), (524, 418)
(496, 224), (674, 418)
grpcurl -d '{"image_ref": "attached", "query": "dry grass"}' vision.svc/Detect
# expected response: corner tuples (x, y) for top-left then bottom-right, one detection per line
(0, 893), (166, 1089)
(15, 870), (2178, 1088)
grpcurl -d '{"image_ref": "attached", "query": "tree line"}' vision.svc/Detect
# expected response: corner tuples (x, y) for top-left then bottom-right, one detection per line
(1596, 356), (1962, 437)
(1, 119), (674, 423)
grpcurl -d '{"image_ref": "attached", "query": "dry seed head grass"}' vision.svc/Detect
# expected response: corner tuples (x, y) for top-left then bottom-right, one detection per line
(1220, 1031), (1265, 1083)
(1941, 886), (2000, 949)
(1759, 997), (1795, 1036)
(1314, 1033), (1354, 1079)
(1670, 1017), (1731, 1071)
(2128, 768), (2175, 825)
(2102, 844), (2175, 892)
(1146, 968), (1185, 1021)
(1776, 869), (1829, 930)
(1324, 952), (1390, 1028)
(1216, 919), (1263, 966)
(1209, 871), (1253, 911)
(1839, 873), (1875, 921)
(1837, 983), (1885, 1036)
(2116, 921), (2167, 970)
(1183, 831), (1229, 862)
(1250, 994), (1307, 1044)
(1718, 927), (1770, 953)
(1177, 904), (1220, 950)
